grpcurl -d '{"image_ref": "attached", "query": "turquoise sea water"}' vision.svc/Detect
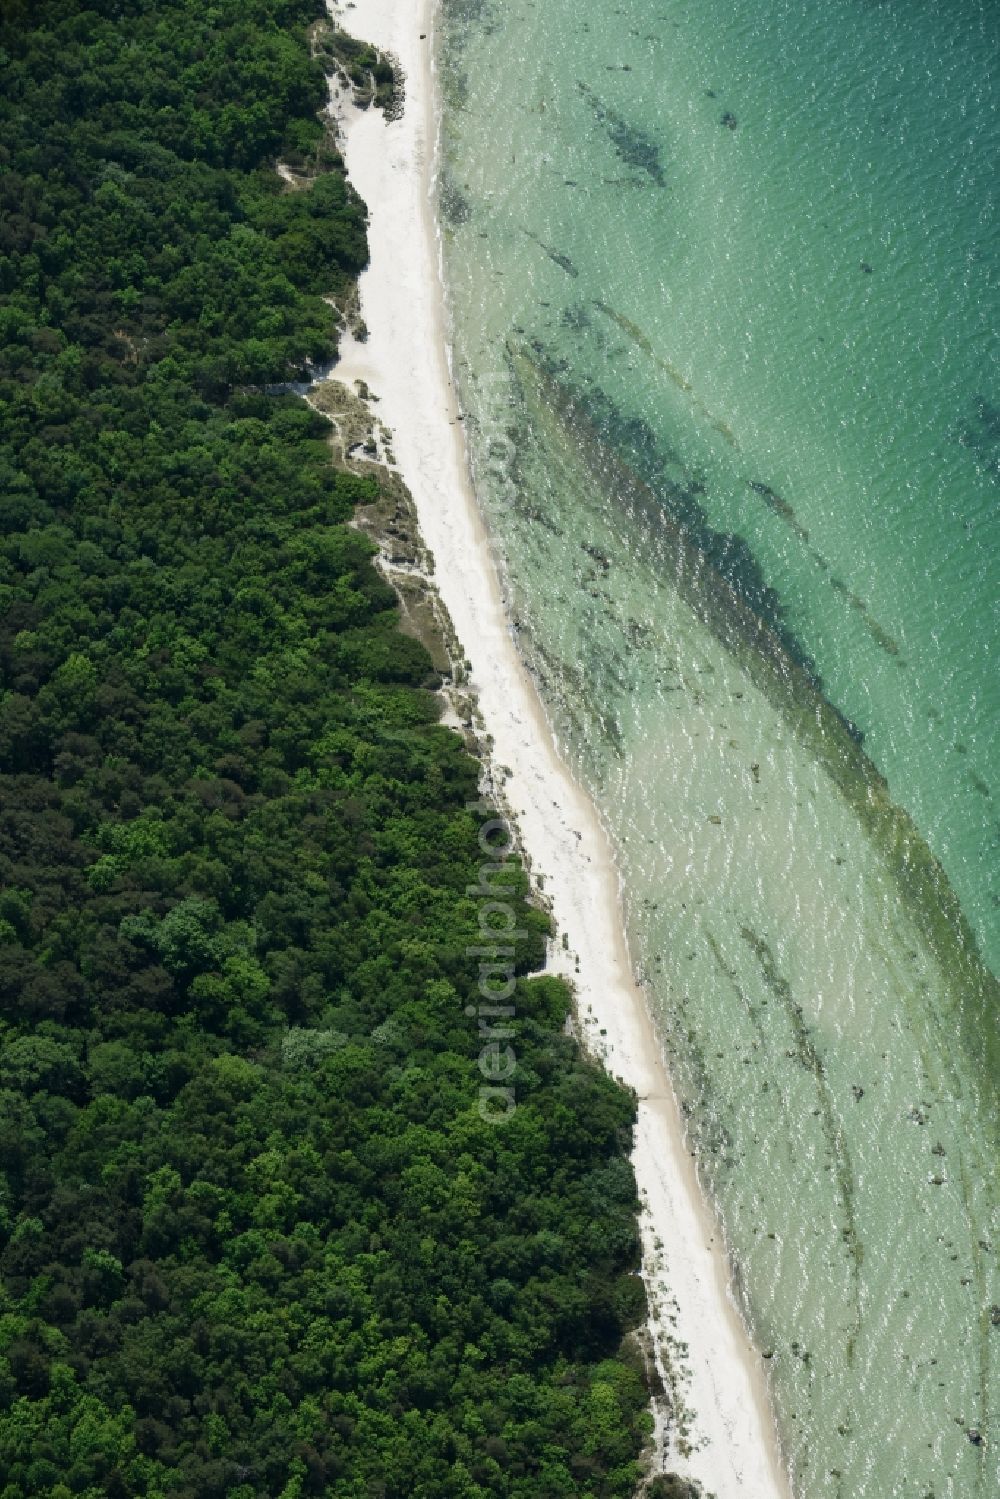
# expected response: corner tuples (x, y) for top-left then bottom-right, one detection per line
(438, 0), (999, 1493)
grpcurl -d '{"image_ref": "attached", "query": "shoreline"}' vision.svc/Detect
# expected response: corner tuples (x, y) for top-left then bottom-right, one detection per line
(323, 1), (791, 1493)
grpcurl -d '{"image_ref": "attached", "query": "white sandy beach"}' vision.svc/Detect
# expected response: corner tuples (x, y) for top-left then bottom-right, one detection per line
(324, 1), (791, 1493)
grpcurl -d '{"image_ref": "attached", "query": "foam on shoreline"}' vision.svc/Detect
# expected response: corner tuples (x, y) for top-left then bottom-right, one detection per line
(321, 2), (791, 1491)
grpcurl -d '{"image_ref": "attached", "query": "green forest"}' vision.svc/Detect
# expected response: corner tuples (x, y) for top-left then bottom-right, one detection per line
(0, 1), (659, 1494)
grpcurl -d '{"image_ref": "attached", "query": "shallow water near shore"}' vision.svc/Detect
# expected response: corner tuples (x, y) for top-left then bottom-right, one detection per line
(438, 0), (999, 1493)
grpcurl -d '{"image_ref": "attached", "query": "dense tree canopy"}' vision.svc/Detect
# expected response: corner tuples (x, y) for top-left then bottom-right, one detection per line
(0, 2), (654, 1495)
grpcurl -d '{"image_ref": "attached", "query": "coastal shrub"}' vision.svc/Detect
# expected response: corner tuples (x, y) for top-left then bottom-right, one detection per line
(319, 27), (403, 118)
(646, 1478), (704, 1499)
